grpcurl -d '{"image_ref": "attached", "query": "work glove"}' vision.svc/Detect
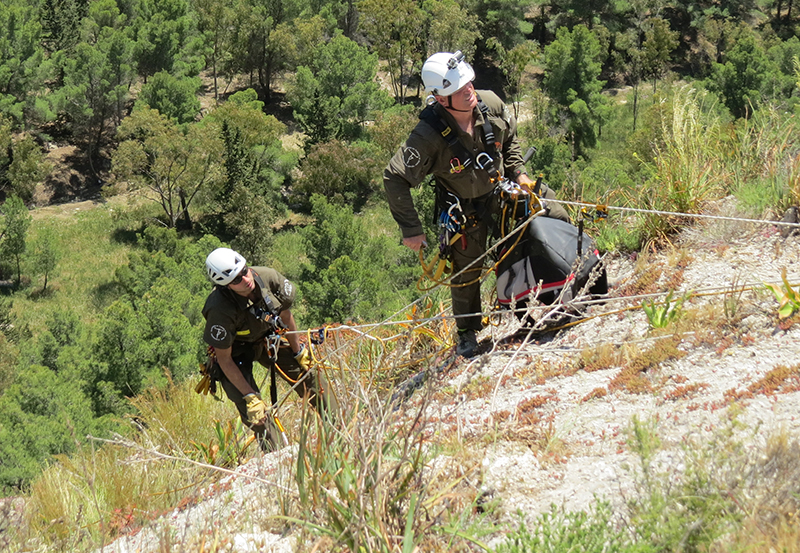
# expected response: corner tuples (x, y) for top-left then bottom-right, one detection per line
(243, 393), (268, 426)
(294, 343), (312, 372)
(195, 373), (211, 395)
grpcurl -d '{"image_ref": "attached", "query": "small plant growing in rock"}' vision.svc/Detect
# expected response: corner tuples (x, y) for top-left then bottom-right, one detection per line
(643, 290), (686, 329)
(764, 268), (800, 320)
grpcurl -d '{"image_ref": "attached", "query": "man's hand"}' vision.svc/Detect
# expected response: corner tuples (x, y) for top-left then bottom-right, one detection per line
(516, 173), (534, 193)
(243, 393), (268, 426)
(402, 234), (428, 251)
(294, 344), (313, 371)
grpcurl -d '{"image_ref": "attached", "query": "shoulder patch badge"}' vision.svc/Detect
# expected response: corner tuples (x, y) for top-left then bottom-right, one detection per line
(284, 280), (293, 296)
(402, 147), (421, 168)
(210, 325), (228, 342)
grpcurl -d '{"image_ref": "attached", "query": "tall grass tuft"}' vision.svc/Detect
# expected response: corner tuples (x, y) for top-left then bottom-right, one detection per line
(20, 376), (234, 550)
(729, 106), (800, 215)
(289, 326), (483, 552)
(636, 86), (728, 241)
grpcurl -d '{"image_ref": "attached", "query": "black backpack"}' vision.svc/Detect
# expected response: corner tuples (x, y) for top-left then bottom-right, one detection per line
(496, 216), (608, 309)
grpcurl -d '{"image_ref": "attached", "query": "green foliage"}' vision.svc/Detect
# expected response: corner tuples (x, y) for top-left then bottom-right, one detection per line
(292, 377), (471, 553)
(136, 70), (201, 124)
(765, 268), (800, 320)
(635, 86), (727, 240)
(543, 25), (608, 159)
(297, 196), (418, 324)
(464, 0), (531, 54)
(192, 0), (236, 102)
(191, 418), (251, 468)
(0, 122), (50, 202)
(223, 0), (307, 102)
(113, 105), (224, 228)
(642, 17), (679, 89)
(29, 223), (61, 292)
(642, 290), (686, 329)
(495, 502), (632, 552)
(293, 140), (383, 212)
(623, 413), (756, 551)
(729, 105), (799, 214)
(52, 0), (136, 152)
(132, 0), (202, 80)
(39, 0), (89, 54)
(0, 0), (47, 124)
(487, 40), (538, 118)
(287, 32), (392, 145)
(199, 88), (291, 220)
(707, 33), (775, 119)
(0, 363), (101, 493)
(0, 195), (31, 284)
(92, 228), (214, 406)
(6, 134), (52, 203)
(421, 0), (481, 59)
(366, 103), (418, 163)
(358, 0), (424, 104)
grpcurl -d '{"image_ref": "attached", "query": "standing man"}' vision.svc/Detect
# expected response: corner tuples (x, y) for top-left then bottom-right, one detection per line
(202, 247), (329, 452)
(383, 51), (570, 358)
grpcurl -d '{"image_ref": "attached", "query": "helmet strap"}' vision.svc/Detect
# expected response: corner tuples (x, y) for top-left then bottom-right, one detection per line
(445, 95), (473, 113)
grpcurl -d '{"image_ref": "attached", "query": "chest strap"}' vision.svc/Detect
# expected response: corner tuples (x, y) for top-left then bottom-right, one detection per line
(418, 94), (500, 179)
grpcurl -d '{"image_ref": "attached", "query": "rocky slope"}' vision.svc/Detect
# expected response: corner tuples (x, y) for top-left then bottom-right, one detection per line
(102, 203), (800, 553)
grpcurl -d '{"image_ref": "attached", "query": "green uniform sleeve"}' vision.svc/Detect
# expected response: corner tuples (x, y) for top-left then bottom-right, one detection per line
(501, 105), (526, 179)
(254, 267), (296, 312)
(203, 304), (237, 349)
(383, 124), (438, 238)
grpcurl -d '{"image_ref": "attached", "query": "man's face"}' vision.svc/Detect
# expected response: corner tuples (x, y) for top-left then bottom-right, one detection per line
(228, 267), (255, 296)
(437, 81), (477, 112)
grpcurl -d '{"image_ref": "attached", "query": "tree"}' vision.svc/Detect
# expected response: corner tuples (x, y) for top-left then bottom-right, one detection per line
(642, 17), (678, 92)
(358, 0), (424, 104)
(294, 140), (383, 212)
(0, 0), (47, 124)
(192, 0), (235, 103)
(131, 0), (202, 81)
(199, 88), (291, 225)
(487, 40), (538, 118)
(137, 70), (201, 124)
(543, 24), (608, 159)
(0, 364), (99, 491)
(225, 0), (304, 103)
(112, 106), (224, 228)
(30, 224), (60, 292)
(53, 0), (136, 159)
(707, 33), (774, 119)
(6, 135), (52, 203)
(287, 32), (391, 144)
(463, 0), (531, 58)
(39, 0), (90, 54)
(422, 0), (481, 61)
(0, 195), (31, 285)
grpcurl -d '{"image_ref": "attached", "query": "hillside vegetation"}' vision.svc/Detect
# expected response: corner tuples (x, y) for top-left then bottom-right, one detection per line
(1, 0), (800, 551)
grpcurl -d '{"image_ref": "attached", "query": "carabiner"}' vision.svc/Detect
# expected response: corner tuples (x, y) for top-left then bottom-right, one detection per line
(475, 152), (493, 170)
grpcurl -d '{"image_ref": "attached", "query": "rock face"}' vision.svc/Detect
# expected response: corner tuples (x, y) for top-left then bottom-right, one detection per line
(103, 211), (800, 552)
(780, 206), (799, 238)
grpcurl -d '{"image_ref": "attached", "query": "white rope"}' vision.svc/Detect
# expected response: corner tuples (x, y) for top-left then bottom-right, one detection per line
(552, 199), (800, 229)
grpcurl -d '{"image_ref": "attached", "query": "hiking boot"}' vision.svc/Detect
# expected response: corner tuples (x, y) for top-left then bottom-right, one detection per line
(456, 329), (478, 358)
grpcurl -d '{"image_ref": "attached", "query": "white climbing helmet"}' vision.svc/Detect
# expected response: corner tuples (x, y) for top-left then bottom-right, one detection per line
(421, 51), (475, 97)
(205, 247), (247, 286)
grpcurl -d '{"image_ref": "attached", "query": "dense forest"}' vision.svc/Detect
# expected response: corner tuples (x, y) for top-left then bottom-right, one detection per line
(0, 0), (798, 506)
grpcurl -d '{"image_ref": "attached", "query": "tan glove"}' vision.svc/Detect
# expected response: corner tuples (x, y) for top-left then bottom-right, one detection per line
(243, 393), (268, 426)
(294, 344), (312, 372)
